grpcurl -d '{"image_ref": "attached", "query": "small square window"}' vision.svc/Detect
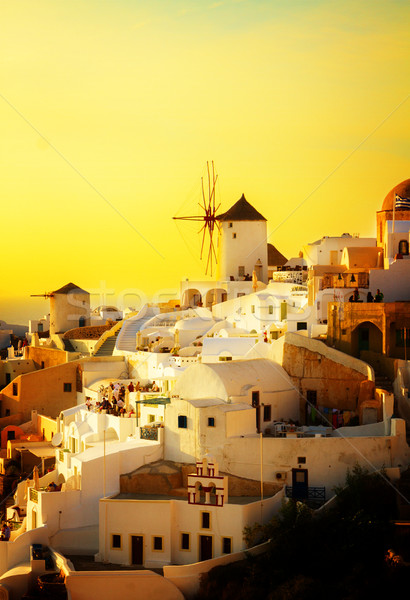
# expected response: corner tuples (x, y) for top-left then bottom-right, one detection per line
(263, 405), (271, 422)
(201, 512), (210, 529)
(222, 537), (232, 554)
(111, 534), (121, 549)
(181, 533), (190, 550)
(297, 457), (306, 464)
(208, 417), (215, 427)
(63, 383), (72, 392)
(178, 415), (187, 429)
(153, 536), (163, 551)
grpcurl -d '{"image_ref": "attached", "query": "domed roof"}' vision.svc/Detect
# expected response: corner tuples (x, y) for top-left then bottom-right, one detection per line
(381, 179), (410, 211)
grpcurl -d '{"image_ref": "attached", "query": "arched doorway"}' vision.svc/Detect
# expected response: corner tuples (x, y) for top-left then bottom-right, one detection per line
(352, 321), (382, 356)
(182, 289), (203, 307)
(205, 288), (227, 308)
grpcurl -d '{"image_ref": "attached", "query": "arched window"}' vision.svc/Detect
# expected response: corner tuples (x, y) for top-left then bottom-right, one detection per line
(398, 240), (409, 255)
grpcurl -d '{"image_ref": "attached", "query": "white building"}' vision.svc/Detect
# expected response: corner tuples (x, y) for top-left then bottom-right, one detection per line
(164, 358), (300, 463)
(96, 457), (283, 567)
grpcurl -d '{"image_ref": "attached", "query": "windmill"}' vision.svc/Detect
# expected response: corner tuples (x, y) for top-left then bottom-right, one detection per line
(173, 161), (221, 276)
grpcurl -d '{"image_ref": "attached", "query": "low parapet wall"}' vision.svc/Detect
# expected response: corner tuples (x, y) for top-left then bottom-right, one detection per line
(163, 540), (271, 599)
(52, 550), (184, 600)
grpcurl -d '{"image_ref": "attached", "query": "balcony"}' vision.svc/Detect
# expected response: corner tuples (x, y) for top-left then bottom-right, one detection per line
(321, 272), (369, 290)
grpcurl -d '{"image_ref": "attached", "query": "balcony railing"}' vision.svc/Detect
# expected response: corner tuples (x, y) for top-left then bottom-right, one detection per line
(140, 427), (159, 441)
(285, 486), (326, 508)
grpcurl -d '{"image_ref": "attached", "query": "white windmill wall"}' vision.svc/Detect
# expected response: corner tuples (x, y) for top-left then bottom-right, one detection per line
(217, 220), (268, 283)
(50, 291), (90, 335)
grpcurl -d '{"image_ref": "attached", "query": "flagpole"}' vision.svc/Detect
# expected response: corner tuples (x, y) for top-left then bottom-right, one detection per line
(392, 194), (396, 236)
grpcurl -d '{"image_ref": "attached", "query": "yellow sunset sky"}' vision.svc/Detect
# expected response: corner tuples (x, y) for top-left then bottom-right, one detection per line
(1, 0), (409, 323)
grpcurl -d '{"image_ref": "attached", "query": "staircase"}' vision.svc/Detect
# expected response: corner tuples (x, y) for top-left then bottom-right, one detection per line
(115, 307), (159, 353)
(94, 332), (119, 357)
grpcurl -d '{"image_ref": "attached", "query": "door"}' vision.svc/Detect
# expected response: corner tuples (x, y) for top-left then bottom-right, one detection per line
(292, 468), (308, 500)
(252, 391), (260, 433)
(358, 327), (369, 352)
(199, 535), (212, 561)
(131, 535), (144, 565)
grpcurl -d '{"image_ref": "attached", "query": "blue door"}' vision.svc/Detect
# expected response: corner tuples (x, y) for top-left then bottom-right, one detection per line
(292, 468), (308, 500)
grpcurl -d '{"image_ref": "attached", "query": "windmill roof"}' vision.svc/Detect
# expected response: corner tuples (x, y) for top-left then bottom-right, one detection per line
(52, 282), (89, 295)
(267, 243), (287, 266)
(217, 194), (267, 222)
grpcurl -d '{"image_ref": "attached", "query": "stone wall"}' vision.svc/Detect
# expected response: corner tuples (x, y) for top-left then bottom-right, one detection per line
(283, 340), (367, 412)
(119, 460), (281, 498)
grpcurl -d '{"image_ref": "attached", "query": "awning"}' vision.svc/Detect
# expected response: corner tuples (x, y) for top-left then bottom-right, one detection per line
(14, 445), (56, 458)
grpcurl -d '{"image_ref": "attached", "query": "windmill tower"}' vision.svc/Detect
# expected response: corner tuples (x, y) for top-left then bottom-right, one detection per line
(216, 194), (268, 284)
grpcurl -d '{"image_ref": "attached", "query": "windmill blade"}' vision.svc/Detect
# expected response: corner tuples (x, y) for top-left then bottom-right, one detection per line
(173, 216), (206, 222)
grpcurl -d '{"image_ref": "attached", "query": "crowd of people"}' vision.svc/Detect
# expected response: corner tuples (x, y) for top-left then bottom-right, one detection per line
(83, 380), (162, 416)
(349, 288), (384, 303)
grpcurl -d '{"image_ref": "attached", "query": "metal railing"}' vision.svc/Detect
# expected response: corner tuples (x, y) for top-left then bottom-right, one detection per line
(140, 427), (159, 441)
(285, 486), (326, 508)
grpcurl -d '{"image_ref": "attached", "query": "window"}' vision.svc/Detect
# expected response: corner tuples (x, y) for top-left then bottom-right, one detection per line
(178, 415), (187, 429)
(222, 537), (232, 554)
(232, 233), (237, 239)
(399, 240), (409, 255)
(153, 536), (163, 551)
(228, 222), (233, 228)
(181, 533), (190, 551)
(148, 414), (155, 423)
(5, 373), (11, 385)
(5, 409), (10, 417)
(296, 322), (307, 330)
(269, 305), (273, 314)
(41, 361), (45, 369)
(251, 305), (255, 314)
(218, 355), (232, 361)
(111, 534), (121, 549)
(297, 457), (306, 464)
(201, 512), (210, 529)
(263, 405), (271, 421)
(208, 417), (215, 427)
(63, 383), (72, 392)
(396, 329), (410, 347)
(12, 383), (18, 396)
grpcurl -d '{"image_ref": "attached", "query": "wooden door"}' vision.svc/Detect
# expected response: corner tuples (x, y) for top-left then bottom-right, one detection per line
(199, 535), (212, 561)
(131, 535), (144, 565)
